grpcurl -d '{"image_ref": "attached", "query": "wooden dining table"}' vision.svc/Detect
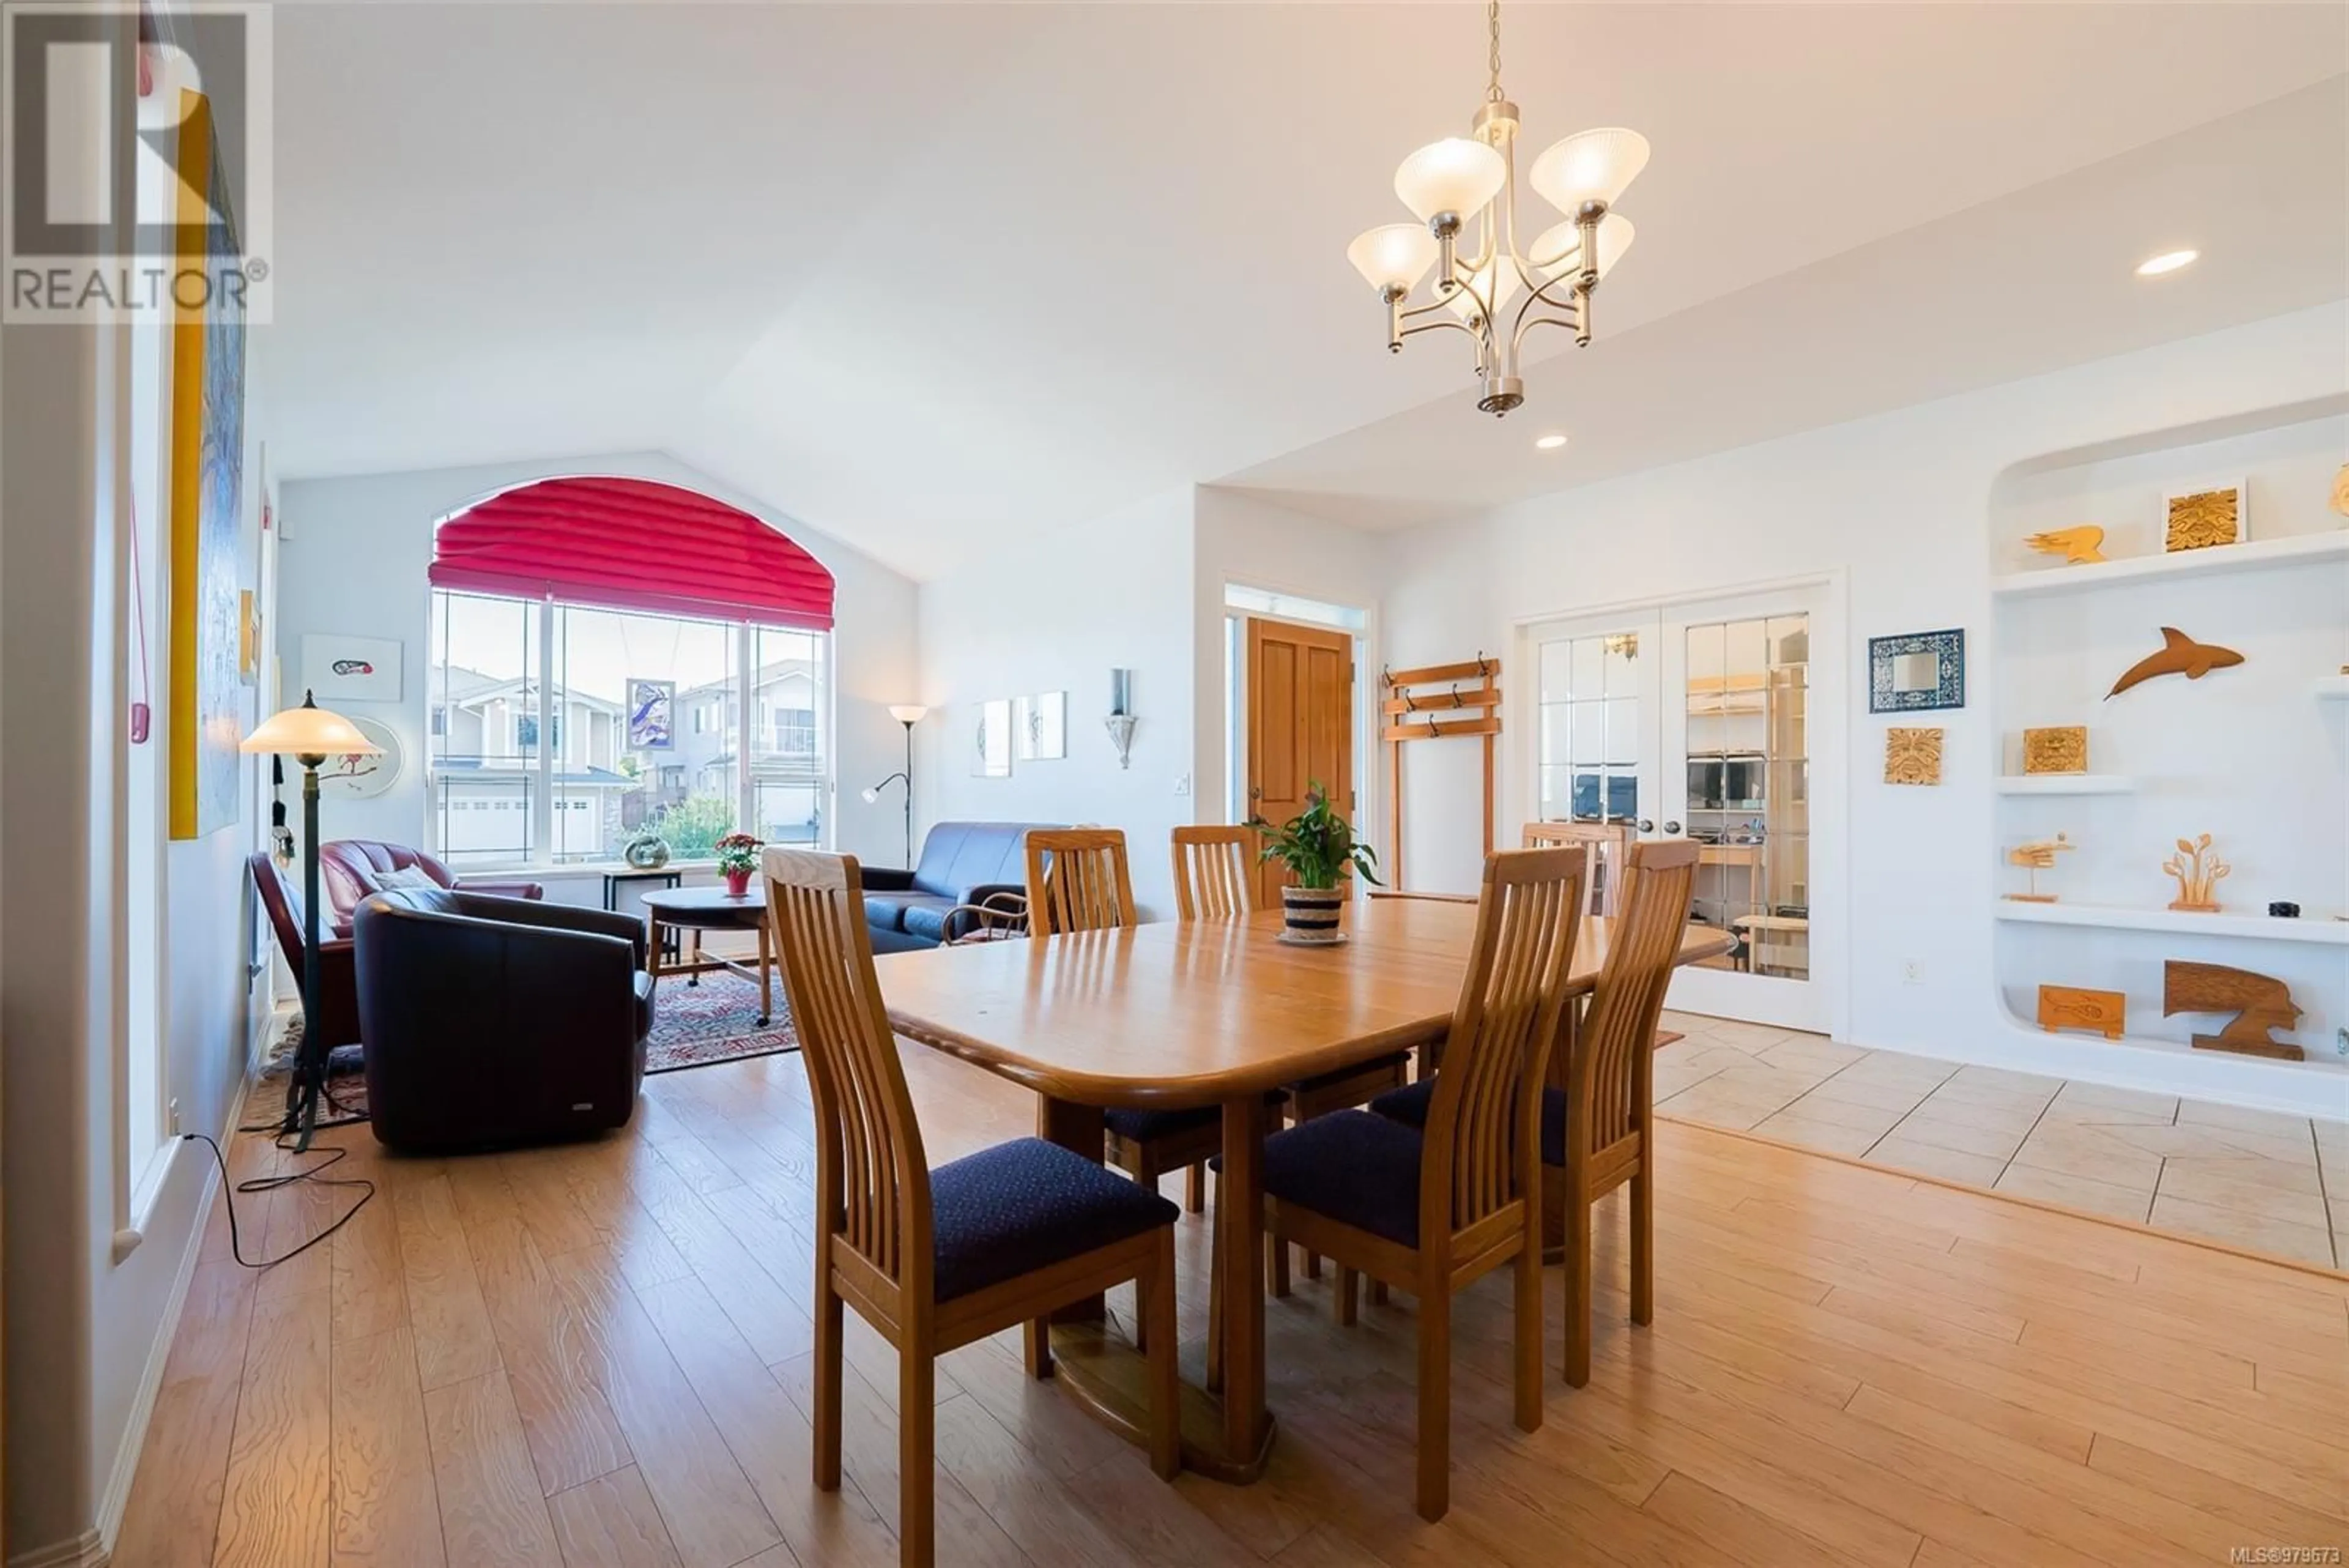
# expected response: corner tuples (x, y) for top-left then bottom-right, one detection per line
(875, 896), (1734, 1484)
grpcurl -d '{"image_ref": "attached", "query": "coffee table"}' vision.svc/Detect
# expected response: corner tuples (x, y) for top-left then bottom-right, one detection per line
(641, 885), (774, 1027)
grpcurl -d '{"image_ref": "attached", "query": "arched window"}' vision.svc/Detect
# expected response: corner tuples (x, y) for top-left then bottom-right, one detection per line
(425, 477), (836, 869)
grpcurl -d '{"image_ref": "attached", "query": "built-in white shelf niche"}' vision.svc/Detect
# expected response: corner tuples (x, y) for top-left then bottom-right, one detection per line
(1989, 396), (2349, 1083)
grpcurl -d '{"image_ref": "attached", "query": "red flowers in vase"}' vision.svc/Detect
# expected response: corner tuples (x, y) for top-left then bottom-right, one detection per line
(716, 832), (762, 897)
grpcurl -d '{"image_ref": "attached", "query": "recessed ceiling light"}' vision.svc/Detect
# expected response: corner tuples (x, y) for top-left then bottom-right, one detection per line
(2136, 249), (2199, 277)
(1534, 433), (1568, 450)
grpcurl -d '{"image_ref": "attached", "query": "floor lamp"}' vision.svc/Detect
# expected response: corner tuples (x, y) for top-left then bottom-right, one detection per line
(861, 704), (927, 865)
(241, 691), (381, 1150)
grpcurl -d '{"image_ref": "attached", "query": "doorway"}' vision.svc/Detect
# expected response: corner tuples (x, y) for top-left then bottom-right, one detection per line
(1526, 582), (1840, 1031)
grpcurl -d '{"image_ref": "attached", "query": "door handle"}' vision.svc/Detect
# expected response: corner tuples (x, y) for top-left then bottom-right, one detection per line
(1664, 820), (1682, 835)
(1637, 819), (1653, 833)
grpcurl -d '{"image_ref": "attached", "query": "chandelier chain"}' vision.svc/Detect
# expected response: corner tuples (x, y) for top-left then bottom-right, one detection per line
(1486, 0), (1504, 102)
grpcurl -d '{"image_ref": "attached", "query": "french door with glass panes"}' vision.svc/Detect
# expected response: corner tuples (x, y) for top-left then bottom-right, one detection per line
(1531, 587), (1825, 1031)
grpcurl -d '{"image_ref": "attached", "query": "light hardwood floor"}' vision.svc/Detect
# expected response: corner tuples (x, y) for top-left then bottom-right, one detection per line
(117, 1043), (2349, 1568)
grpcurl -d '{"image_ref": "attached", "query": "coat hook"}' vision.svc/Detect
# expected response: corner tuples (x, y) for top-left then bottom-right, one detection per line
(1426, 711), (1441, 736)
(1449, 682), (1464, 708)
(1475, 651), (1491, 678)
(1401, 688), (1417, 712)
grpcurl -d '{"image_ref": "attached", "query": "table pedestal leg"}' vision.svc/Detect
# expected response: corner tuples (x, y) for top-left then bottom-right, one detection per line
(1032, 1092), (1276, 1484)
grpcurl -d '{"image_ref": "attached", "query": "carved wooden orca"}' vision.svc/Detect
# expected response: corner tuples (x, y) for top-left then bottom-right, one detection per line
(2106, 627), (2243, 699)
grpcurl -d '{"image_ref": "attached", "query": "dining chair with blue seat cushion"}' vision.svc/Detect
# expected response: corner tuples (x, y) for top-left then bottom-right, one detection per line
(764, 847), (1181, 1568)
(1370, 839), (1701, 1389)
(1257, 845), (1586, 1523)
(1369, 1076), (1567, 1167)
(929, 1137), (1181, 1301)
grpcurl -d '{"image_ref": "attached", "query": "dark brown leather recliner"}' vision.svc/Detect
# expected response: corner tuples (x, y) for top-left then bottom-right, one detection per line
(319, 839), (544, 937)
(353, 887), (651, 1152)
(249, 853), (362, 1051)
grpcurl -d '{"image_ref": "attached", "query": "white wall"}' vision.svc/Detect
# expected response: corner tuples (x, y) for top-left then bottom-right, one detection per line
(913, 486), (1198, 916)
(3, 211), (271, 1568)
(1381, 302), (2349, 1116)
(274, 452), (920, 885)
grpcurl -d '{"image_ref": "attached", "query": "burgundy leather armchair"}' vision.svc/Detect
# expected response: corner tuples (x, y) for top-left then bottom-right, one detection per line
(353, 886), (650, 1152)
(248, 853), (362, 1052)
(319, 839), (544, 936)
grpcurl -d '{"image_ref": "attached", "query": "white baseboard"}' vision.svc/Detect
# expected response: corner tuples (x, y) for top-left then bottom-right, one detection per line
(6, 1528), (106, 1568)
(81, 1072), (248, 1568)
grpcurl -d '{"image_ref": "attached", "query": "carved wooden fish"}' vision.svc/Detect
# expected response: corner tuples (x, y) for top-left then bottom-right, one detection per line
(2106, 627), (2243, 699)
(2025, 526), (2105, 565)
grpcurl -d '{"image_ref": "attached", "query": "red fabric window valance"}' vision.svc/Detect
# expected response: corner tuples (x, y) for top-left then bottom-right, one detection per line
(428, 476), (836, 631)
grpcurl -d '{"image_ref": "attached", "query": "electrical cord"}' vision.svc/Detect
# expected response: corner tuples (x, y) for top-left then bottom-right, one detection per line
(182, 1132), (376, 1269)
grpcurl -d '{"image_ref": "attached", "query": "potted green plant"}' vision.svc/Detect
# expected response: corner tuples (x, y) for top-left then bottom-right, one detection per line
(715, 831), (762, 897)
(1247, 783), (1380, 946)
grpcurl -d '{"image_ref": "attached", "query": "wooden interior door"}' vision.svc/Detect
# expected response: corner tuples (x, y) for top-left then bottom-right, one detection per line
(1245, 617), (1354, 908)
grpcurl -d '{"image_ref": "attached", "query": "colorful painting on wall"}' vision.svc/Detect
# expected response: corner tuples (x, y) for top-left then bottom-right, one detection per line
(169, 91), (247, 840)
(628, 678), (677, 751)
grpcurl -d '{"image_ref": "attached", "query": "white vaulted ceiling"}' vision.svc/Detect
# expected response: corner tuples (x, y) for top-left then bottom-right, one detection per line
(262, 3), (2348, 577)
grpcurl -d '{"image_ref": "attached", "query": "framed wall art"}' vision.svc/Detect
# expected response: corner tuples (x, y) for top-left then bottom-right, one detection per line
(2162, 478), (2247, 552)
(972, 699), (1013, 778)
(1882, 727), (1943, 786)
(1867, 628), (1964, 713)
(302, 633), (403, 704)
(626, 678), (676, 751)
(1014, 691), (1068, 760)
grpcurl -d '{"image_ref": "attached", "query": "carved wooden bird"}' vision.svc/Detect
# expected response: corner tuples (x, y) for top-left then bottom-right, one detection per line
(2106, 627), (2243, 699)
(2025, 526), (2106, 565)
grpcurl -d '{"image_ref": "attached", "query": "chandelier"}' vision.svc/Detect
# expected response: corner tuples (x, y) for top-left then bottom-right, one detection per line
(1346, 1), (1649, 416)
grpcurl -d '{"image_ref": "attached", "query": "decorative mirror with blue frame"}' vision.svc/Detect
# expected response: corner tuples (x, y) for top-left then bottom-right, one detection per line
(1868, 628), (1965, 713)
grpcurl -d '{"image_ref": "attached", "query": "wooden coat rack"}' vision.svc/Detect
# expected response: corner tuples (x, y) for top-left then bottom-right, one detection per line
(1382, 655), (1501, 891)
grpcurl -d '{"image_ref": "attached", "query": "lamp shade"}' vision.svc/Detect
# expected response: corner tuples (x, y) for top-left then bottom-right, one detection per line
(1393, 137), (1505, 225)
(1444, 255), (1523, 322)
(1346, 223), (1440, 295)
(888, 704), (928, 725)
(860, 786), (882, 803)
(1529, 213), (1636, 282)
(1528, 127), (1650, 215)
(241, 695), (380, 758)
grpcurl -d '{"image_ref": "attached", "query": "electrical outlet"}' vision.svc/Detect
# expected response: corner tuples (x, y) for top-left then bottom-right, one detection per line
(167, 1096), (180, 1134)
(1902, 960), (1923, 986)
(2336, 1027), (2347, 1059)
(1172, 773), (1192, 797)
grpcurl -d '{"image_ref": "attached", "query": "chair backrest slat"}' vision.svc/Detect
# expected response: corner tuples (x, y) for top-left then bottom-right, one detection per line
(1170, 826), (1256, 921)
(1570, 839), (1699, 1153)
(1025, 829), (1139, 936)
(1419, 847), (1586, 1238)
(763, 849), (930, 1298)
(1523, 820), (1632, 917)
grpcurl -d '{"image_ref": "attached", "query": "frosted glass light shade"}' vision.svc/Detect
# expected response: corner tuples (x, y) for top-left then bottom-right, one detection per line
(242, 697), (380, 757)
(1529, 213), (1636, 281)
(888, 704), (928, 724)
(1346, 224), (1441, 294)
(1528, 127), (1650, 215)
(1393, 138), (1505, 225)
(1444, 256), (1523, 321)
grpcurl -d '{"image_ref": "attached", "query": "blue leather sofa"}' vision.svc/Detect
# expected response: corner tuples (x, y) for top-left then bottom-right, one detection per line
(862, 821), (1061, 953)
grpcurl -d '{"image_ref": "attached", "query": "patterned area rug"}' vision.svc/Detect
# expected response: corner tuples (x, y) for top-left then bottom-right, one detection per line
(646, 970), (801, 1075)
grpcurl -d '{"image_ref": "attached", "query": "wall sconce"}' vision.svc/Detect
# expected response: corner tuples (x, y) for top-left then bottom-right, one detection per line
(1104, 667), (1137, 770)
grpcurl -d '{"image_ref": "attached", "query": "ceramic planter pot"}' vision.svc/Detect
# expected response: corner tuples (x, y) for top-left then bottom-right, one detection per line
(723, 868), (752, 898)
(1279, 883), (1347, 946)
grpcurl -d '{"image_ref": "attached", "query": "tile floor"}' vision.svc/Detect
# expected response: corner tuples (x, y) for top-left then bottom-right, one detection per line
(1651, 1011), (2349, 1271)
